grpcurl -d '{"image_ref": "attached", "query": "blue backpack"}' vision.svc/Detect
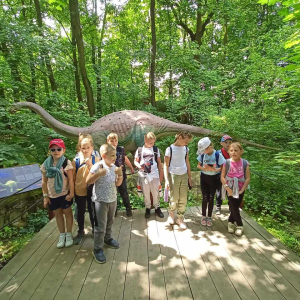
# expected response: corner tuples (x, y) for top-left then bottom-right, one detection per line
(200, 150), (221, 168)
(75, 155), (96, 174)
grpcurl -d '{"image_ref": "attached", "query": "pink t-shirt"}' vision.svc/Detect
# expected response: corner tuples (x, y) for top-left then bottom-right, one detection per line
(226, 159), (248, 190)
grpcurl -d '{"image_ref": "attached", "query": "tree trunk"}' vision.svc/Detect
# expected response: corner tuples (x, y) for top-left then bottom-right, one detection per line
(34, 0), (57, 91)
(71, 33), (83, 102)
(150, 0), (156, 107)
(69, 0), (95, 116)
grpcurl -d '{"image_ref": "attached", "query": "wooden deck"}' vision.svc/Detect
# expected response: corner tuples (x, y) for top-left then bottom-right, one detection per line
(0, 206), (300, 300)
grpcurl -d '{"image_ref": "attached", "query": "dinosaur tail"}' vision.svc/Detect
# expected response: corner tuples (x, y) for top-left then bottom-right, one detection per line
(157, 119), (278, 151)
(13, 102), (89, 139)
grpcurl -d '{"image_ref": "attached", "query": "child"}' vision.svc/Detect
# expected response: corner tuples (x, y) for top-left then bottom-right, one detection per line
(164, 131), (193, 230)
(197, 137), (226, 227)
(215, 135), (232, 215)
(41, 139), (74, 248)
(221, 142), (250, 236)
(134, 132), (164, 219)
(107, 133), (134, 217)
(86, 144), (123, 264)
(72, 134), (100, 244)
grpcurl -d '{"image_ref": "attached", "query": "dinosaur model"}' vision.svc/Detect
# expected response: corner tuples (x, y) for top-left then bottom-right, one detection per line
(13, 102), (275, 151)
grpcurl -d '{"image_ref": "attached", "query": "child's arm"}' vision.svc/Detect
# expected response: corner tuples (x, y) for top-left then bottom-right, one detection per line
(125, 156), (135, 174)
(66, 169), (74, 201)
(221, 165), (233, 196)
(239, 165), (250, 194)
(42, 172), (51, 208)
(86, 166), (107, 185)
(186, 154), (192, 187)
(115, 167), (123, 186)
(157, 157), (164, 183)
(164, 156), (170, 189)
(134, 154), (144, 170)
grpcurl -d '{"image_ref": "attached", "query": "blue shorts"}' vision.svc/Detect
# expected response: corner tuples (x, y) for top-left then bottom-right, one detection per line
(49, 194), (73, 211)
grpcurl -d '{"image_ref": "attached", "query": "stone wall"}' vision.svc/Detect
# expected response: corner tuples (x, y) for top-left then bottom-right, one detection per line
(0, 189), (43, 228)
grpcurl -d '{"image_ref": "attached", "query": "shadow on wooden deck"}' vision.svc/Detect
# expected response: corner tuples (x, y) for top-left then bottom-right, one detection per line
(0, 206), (299, 300)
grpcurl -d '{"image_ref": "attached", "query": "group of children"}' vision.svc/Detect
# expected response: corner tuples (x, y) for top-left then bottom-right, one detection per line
(41, 130), (250, 264)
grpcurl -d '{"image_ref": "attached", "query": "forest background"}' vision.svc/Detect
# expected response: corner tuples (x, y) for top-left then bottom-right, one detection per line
(0, 0), (299, 256)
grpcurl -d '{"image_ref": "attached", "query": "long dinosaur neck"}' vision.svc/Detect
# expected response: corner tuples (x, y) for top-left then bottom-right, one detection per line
(13, 102), (89, 139)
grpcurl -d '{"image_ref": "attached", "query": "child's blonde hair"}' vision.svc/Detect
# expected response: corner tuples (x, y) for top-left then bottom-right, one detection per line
(229, 142), (243, 151)
(144, 132), (156, 140)
(100, 144), (116, 156)
(107, 133), (118, 141)
(174, 131), (193, 142)
(77, 134), (94, 152)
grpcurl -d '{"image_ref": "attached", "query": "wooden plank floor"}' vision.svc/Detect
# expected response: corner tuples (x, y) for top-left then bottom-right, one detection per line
(1, 206), (300, 300)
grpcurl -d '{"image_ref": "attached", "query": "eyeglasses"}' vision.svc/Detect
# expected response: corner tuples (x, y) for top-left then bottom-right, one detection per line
(50, 148), (62, 152)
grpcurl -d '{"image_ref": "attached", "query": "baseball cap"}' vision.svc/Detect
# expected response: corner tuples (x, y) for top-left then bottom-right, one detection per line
(220, 135), (232, 142)
(197, 137), (211, 155)
(49, 139), (66, 149)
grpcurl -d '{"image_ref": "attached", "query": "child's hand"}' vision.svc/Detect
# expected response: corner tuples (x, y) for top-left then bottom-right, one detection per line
(99, 168), (107, 176)
(130, 168), (135, 174)
(115, 166), (123, 176)
(85, 157), (93, 167)
(66, 194), (73, 201)
(43, 197), (51, 208)
(165, 181), (170, 190)
(239, 189), (244, 195)
(188, 178), (192, 188)
(227, 188), (233, 197)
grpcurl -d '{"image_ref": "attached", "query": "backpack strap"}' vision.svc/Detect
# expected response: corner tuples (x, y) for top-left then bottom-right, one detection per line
(153, 145), (158, 164)
(201, 154), (204, 166)
(242, 159), (248, 179)
(137, 147), (142, 162)
(215, 150), (220, 168)
(185, 146), (188, 161)
(168, 146), (173, 167)
(62, 157), (68, 177)
(225, 159), (231, 176)
(92, 155), (95, 165)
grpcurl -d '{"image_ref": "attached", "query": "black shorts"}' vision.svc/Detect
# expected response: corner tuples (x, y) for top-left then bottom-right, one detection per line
(49, 194), (73, 211)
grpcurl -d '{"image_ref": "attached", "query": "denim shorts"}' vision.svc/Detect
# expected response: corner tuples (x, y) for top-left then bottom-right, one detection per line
(49, 194), (73, 211)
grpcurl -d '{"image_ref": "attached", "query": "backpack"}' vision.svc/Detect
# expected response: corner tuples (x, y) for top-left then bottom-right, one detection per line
(75, 155), (96, 174)
(116, 146), (125, 167)
(137, 146), (159, 164)
(200, 150), (221, 168)
(62, 157), (68, 177)
(168, 145), (188, 167)
(225, 158), (248, 179)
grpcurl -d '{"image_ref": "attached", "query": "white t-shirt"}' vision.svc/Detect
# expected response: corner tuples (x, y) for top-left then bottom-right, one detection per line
(90, 161), (117, 203)
(134, 146), (160, 178)
(165, 145), (189, 175)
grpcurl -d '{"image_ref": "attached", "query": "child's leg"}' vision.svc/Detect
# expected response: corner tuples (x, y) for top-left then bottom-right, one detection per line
(207, 175), (218, 218)
(169, 174), (180, 212)
(54, 208), (65, 233)
(201, 173), (210, 217)
(93, 201), (108, 250)
(140, 178), (151, 209)
(104, 201), (117, 242)
(228, 194), (244, 226)
(215, 174), (222, 209)
(149, 178), (160, 209)
(117, 180), (131, 210)
(75, 195), (87, 232)
(63, 206), (73, 233)
(87, 185), (95, 230)
(177, 174), (188, 219)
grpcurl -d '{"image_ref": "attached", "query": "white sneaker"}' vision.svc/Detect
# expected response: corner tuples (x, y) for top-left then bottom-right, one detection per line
(65, 232), (74, 247)
(235, 226), (244, 236)
(176, 218), (187, 230)
(57, 233), (66, 248)
(168, 210), (175, 225)
(228, 222), (235, 234)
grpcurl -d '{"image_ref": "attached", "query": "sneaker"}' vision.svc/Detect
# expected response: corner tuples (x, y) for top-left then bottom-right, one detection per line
(155, 207), (164, 218)
(145, 208), (151, 219)
(168, 210), (175, 225)
(228, 222), (235, 234)
(65, 232), (73, 247)
(215, 207), (221, 215)
(126, 208), (133, 217)
(74, 230), (84, 245)
(235, 226), (244, 236)
(104, 238), (120, 249)
(57, 233), (65, 248)
(93, 248), (106, 264)
(201, 217), (207, 226)
(206, 217), (213, 227)
(176, 218), (187, 230)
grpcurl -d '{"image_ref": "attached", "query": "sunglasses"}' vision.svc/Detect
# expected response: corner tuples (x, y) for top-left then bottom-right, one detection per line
(50, 148), (62, 152)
